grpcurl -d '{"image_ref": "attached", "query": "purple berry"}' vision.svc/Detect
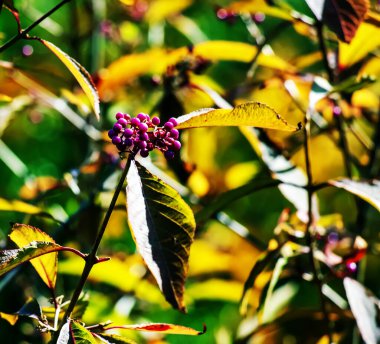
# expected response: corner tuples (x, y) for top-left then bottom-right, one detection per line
(140, 149), (149, 157)
(113, 123), (123, 132)
(168, 117), (178, 126)
(164, 150), (175, 160)
(108, 129), (116, 138)
(112, 136), (122, 145)
(152, 116), (160, 125)
(138, 140), (147, 149)
(140, 132), (149, 141)
(118, 118), (128, 127)
(147, 142), (154, 151)
(170, 129), (179, 139)
(117, 142), (127, 151)
(137, 113), (147, 121)
(123, 113), (131, 120)
(116, 112), (124, 120)
(131, 117), (141, 126)
(139, 122), (148, 132)
(164, 121), (174, 130)
(172, 140), (181, 151)
(124, 128), (134, 137)
(166, 137), (174, 144)
(125, 138), (133, 146)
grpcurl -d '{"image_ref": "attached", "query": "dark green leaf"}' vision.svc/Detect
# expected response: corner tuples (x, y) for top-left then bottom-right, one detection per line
(344, 277), (380, 343)
(126, 160), (196, 311)
(70, 321), (97, 344)
(330, 75), (376, 94)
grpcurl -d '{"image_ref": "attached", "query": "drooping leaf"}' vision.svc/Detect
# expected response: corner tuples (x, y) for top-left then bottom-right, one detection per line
(9, 223), (58, 289)
(0, 198), (43, 214)
(97, 334), (138, 344)
(329, 179), (380, 212)
(103, 323), (206, 336)
(126, 160), (196, 311)
(343, 277), (380, 344)
(0, 242), (61, 278)
(176, 102), (300, 131)
(306, 0), (369, 43)
(240, 240), (281, 315)
(70, 321), (97, 344)
(39, 39), (100, 120)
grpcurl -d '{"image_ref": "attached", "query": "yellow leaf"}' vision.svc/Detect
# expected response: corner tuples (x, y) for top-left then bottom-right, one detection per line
(0, 312), (18, 325)
(224, 161), (260, 189)
(339, 23), (380, 68)
(9, 224), (57, 289)
(187, 279), (243, 302)
(40, 40), (100, 120)
(0, 198), (42, 214)
(176, 102), (300, 131)
(352, 89), (379, 109)
(144, 0), (193, 23)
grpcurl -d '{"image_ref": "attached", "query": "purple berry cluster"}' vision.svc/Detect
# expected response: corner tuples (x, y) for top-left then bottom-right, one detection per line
(108, 112), (181, 160)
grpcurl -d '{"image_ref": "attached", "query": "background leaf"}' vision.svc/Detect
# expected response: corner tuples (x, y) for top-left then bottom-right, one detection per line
(176, 102), (300, 131)
(126, 160), (196, 311)
(9, 223), (58, 289)
(39, 39), (100, 120)
(70, 321), (97, 344)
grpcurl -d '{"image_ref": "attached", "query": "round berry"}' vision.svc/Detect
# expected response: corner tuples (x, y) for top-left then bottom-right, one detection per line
(172, 140), (181, 151)
(138, 140), (147, 149)
(117, 118), (128, 127)
(116, 112), (124, 120)
(123, 113), (131, 120)
(112, 136), (122, 145)
(137, 113), (147, 122)
(164, 150), (175, 160)
(151, 116), (160, 125)
(166, 137), (174, 144)
(164, 121), (174, 130)
(124, 128), (134, 137)
(140, 149), (149, 157)
(131, 117), (141, 126)
(140, 132), (149, 141)
(168, 117), (178, 126)
(125, 138), (133, 147)
(170, 129), (179, 139)
(147, 142), (154, 151)
(113, 123), (123, 132)
(108, 129), (116, 138)
(117, 142), (127, 151)
(138, 122), (148, 132)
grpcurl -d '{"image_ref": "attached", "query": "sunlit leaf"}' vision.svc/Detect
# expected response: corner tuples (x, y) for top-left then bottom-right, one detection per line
(0, 241), (61, 278)
(339, 23), (380, 68)
(176, 102), (300, 131)
(329, 179), (380, 212)
(126, 160), (196, 311)
(39, 39), (100, 120)
(104, 323), (206, 336)
(0, 312), (18, 325)
(187, 279), (243, 302)
(344, 277), (380, 344)
(57, 320), (71, 344)
(71, 321), (97, 344)
(144, 0), (193, 23)
(306, 0), (369, 43)
(97, 334), (138, 344)
(9, 223), (58, 289)
(0, 198), (43, 214)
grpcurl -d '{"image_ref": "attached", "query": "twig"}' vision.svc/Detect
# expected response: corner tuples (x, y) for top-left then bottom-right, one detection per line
(0, 0), (72, 53)
(54, 155), (133, 338)
(316, 21), (334, 83)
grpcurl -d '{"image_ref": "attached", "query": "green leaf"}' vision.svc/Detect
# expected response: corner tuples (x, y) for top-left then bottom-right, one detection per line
(330, 75), (376, 94)
(240, 241), (281, 315)
(39, 39), (100, 120)
(70, 321), (97, 344)
(97, 334), (138, 344)
(195, 178), (280, 223)
(126, 160), (196, 311)
(305, 0), (369, 43)
(329, 179), (380, 212)
(176, 102), (300, 131)
(344, 277), (380, 343)
(0, 241), (61, 278)
(9, 223), (58, 289)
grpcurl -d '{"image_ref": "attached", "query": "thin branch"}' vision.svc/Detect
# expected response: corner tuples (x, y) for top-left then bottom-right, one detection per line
(316, 21), (334, 83)
(0, 0), (72, 53)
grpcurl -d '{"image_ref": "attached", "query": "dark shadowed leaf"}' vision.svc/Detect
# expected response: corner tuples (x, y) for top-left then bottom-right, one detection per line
(329, 179), (380, 212)
(103, 323), (206, 335)
(344, 277), (380, 344)
(176, 102), (300, 131)
(39, 40), (100, 120)
(9, 223), (58, 289)
(71, 321), (97, 344)
(240, 240), (281, 315)
(126, 160), (196, 311)
(306, 0), (369, 43)
(0, 242), (61, 278)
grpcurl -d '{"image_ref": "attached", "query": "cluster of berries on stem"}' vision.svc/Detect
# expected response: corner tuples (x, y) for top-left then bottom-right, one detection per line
(108, 112), (181, 160)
